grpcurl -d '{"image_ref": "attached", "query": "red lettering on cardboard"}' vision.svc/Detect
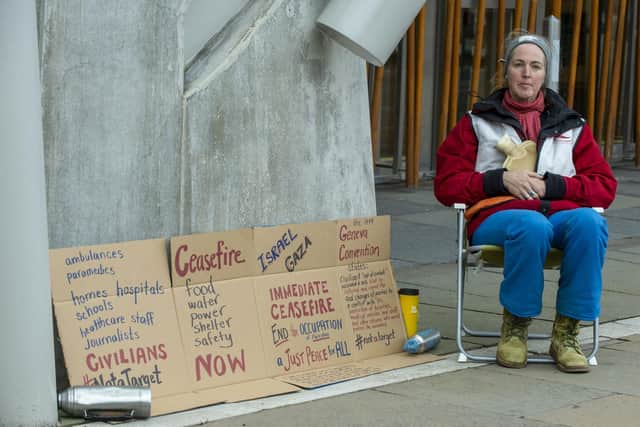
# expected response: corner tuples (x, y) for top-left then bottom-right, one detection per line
(174, 241), (245, 277)
(86, 344), (167, 372)
(194, 349), (246, 381)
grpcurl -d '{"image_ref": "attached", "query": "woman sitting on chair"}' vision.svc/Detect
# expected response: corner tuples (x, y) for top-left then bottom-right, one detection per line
(434, 31), (617, 372)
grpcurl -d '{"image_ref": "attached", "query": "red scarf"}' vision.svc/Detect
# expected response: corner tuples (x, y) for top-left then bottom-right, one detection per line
(502, 90), (544, 141)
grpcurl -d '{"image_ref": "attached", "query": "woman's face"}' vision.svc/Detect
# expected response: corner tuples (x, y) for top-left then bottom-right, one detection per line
(506, 43), (546, 103)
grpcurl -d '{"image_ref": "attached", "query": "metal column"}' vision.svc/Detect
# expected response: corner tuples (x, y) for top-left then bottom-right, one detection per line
(0, 1), (58, 425)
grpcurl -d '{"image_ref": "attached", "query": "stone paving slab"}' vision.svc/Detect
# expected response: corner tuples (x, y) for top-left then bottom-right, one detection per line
(533, 394), (640, 427)
(601, 259), (640, 295)
(606, 216), (640, 240)
(375, 196), (436, 217)
(378, 367), (612, 418)
(375, 183), (439, 204)
(204, 386), (563, 427)
(607, 194), (640, 210)
(480, 346), (640, 396)
(624, 333), (640, 341)
(602, 336), (640, 354)
(393, 263), (485, 291)
(393, 210), (459, 228)
(392, 264), (456, 290)
(600, 322), (640, 339)
(614, 245), (640, 256)
(607, 236), (640, 251)
(599, 290), (640, 321)
(606, 249), (640, 263)
(616, 181), (640, 197)
(605, 206), (640, 221)
(390, 221), (458, 264)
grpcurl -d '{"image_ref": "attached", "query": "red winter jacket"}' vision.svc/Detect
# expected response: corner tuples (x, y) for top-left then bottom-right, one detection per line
(434, 88), (617, 238)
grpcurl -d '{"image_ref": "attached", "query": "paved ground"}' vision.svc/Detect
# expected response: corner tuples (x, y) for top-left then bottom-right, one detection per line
(78, 162), (640, 427)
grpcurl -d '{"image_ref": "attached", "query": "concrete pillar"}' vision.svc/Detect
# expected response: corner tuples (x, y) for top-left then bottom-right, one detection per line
(0, 1), (58, 425)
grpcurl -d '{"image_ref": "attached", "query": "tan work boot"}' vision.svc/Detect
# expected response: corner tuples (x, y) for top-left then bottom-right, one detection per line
(549, 313), (590, 373)
(496, 309), (531, 368)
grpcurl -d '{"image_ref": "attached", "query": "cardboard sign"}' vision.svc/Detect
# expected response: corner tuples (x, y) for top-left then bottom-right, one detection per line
(336, 216), (390, 265)
(253, 268), (356, 377)
(49, 239), (168, 303)
(170, 228), (256, 285)
(173, 276), (268, 389)
(275, 352), (443, 389)
(337, 261), (406, 359)
(275, 363), (381, 388)
(49, 239), (190, 397)
(195, 379), (299, 405)
(253, 221), (337, 275)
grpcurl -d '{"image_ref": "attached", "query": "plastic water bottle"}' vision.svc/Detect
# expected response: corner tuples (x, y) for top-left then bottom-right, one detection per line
(403, 328), (441, 354)
(58, 386), (151, 420)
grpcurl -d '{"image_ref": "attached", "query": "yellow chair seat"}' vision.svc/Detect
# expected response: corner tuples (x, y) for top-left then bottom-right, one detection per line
(468, 245), (563, 269)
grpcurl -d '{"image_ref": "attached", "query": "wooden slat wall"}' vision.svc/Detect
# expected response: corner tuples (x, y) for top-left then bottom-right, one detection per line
(596, 0), (615, 142)
(587, 0), (599, 127)
(605, 0), (628, 161)
(469, 0), (486, 110)
(636, 0), (640, 166)
(567, 0), (583, 108)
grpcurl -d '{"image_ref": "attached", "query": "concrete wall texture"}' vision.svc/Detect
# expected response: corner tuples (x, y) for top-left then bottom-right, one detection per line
(40, 0), (376, 249)
(183, 0), (250, 64)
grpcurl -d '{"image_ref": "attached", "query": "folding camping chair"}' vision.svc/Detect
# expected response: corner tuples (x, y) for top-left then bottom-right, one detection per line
(453, 203), (600, 365)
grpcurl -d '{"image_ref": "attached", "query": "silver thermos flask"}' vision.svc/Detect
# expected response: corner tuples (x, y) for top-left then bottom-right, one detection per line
(58, 386), (151, 420)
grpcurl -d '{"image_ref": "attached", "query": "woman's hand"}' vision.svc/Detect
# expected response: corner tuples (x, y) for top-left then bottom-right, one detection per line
(503, 170), (546, 200)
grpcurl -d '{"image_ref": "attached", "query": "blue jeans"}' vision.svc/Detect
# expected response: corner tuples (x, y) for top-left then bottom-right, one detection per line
(471, 208), (608, 320)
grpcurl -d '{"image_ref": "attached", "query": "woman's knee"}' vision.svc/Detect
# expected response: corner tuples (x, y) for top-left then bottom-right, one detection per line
(566, 208), (608, 237)
(507, 211), (553, 243)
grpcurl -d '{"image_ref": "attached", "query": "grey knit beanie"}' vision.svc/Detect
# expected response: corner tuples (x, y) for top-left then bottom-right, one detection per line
(503, 33), (552, 87)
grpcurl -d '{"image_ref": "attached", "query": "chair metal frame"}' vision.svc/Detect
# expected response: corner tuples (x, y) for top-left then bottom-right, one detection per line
(453, 203), (599, 365)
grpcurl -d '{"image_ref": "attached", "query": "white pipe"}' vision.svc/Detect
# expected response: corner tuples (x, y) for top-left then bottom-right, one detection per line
(0, 1), (58, 425)
(544, 15), (561, 92)
(317, 0), (425, 66)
